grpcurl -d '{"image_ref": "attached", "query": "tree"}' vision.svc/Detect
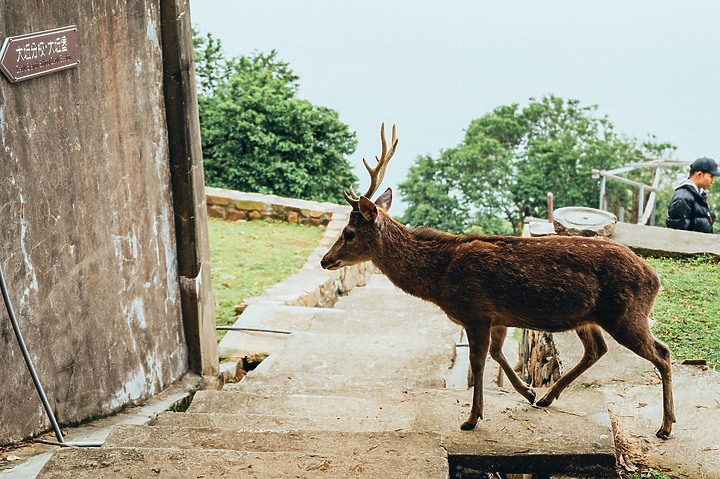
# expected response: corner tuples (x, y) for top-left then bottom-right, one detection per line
(399, 95), (675, 234)
(193, 31), (358, 203)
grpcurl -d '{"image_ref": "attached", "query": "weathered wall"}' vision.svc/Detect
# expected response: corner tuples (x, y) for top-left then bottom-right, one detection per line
(0, 2), (190, 443)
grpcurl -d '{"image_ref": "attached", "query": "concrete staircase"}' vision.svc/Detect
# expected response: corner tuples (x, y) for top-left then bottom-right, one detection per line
(36, 275), (616, 478)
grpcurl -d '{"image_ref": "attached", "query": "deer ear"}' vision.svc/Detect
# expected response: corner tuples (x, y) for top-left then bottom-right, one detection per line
(358, 196), (378, 222)
(374, 188), (392, 211)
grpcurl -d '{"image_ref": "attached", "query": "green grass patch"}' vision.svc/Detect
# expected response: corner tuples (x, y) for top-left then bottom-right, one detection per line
(629, 469), (671, 479)
(645, 255), (720, 369)
(208, 217), (324, 341)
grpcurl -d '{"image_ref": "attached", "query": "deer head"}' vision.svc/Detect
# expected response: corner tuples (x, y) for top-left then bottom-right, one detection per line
(320, 123), (397, 270)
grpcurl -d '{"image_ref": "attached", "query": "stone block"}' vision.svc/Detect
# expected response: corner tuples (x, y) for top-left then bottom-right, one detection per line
(207, 205), (226, 218)
(226, 209), (247, 221)
(235, 200), (268, 212)
(206, 194), (233, 206)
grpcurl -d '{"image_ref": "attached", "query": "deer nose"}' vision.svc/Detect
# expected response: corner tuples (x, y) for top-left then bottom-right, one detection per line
(320, 254), (340, 270)
(320, 255), (332, 269)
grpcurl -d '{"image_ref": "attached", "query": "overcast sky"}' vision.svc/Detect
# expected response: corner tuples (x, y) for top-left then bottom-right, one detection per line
(189, 1), (720, 212)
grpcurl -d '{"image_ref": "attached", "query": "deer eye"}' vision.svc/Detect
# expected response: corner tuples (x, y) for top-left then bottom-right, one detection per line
(343, 229), (355, 242)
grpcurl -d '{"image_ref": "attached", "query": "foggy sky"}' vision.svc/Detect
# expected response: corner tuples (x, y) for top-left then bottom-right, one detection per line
(189, 1), (720, 212)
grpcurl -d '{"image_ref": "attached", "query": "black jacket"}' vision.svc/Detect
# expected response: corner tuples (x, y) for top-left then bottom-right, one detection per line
(666, 183), (715, 233)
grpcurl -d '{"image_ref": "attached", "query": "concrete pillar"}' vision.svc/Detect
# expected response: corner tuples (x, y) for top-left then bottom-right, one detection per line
(160, 0), (219, 377)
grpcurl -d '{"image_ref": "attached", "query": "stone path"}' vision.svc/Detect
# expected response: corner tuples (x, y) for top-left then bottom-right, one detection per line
(33, 274), (624, 478)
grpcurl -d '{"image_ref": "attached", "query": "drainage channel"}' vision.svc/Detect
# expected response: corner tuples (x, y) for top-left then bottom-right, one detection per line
(448, 456), (616, 478)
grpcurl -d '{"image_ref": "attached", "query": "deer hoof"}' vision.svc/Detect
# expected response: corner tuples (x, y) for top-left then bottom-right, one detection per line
(460, 421), (477, 431)
(527, 389), (536, 404)
(535, 398), (552, 408)
(656, 428), (671, 440)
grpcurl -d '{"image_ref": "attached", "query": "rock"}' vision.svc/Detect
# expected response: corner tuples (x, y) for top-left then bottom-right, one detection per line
(528, 221), (557, 237)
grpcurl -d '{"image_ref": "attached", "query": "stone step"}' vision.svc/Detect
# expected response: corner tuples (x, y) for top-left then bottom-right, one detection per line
(155, 386), (617, 476)
(413, 389), (617, 477)
(245, 331), (458, 381)
(104, 426), (442, 458)
(36, 447), (449, 479)
(226, 369), (447, 393)
(333, 278), (442, 314)
(217, 292), (460, 363)
(305, 308), (455, 336)
(187, 390), (415, 421)
(226, 305), (345, 335)
(153, 411), (415, 432)
(218, 305), (343, 360)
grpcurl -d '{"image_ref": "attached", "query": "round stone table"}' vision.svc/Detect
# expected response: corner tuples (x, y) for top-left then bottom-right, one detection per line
(553, 207), (617, 237)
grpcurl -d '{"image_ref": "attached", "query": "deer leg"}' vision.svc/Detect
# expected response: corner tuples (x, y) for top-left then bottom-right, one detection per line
(461, 324), (491, 431)
(536, 324), (607, 408)
(606, 326), (675, 439)
(489, 326), (536, 404)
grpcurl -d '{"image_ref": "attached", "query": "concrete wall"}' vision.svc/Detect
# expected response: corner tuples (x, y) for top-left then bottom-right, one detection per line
(0, 2), (200, 444)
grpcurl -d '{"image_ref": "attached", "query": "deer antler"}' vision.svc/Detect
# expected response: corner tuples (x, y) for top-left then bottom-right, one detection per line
(344, 123), (398, 207)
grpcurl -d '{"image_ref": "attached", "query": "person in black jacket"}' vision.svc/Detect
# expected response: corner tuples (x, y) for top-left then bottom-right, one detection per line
(666, 157), (718, 233)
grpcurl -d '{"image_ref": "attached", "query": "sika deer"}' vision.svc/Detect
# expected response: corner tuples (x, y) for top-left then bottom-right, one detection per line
(321, 123), (675, 439)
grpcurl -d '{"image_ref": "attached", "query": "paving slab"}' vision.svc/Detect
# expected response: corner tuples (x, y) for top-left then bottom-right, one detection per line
(332, 274), (444, 313)
(410, 389), (616, 477)
(611, 222), (720, 257)
(105, 426), (443, 458)
(36, 447), (449, 479)
(217, 305), (343, 360)
(227, 370), (448, 394)
(554, 330), (720, 478)
(304, 306), (457, 336)
(153, 411), (416, 432)
(187, 390), (415, 422)
(242, 331), (458, 386)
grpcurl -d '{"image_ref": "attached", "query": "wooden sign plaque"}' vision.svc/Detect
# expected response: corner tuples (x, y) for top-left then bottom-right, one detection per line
(0, 25), (79, 83)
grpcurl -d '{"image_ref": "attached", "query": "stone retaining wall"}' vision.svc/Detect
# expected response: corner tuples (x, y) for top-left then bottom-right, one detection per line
(206, 188), (334, 226)
(205, 187), (373, 309)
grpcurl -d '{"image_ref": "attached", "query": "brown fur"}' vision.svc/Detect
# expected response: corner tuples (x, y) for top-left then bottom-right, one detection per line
(322, 201), (675, 439)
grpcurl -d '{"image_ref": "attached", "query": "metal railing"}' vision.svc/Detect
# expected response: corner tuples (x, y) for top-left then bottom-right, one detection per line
(592, 157), (690, 225)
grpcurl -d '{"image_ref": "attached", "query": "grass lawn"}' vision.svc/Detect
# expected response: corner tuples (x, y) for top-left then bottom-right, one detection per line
(206, 217), (718, 366)
(646, 255), (720, 370)
(207, 217), (324, 341)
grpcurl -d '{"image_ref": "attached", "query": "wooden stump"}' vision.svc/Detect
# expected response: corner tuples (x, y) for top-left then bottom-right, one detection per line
(520, 329), (562, 388)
